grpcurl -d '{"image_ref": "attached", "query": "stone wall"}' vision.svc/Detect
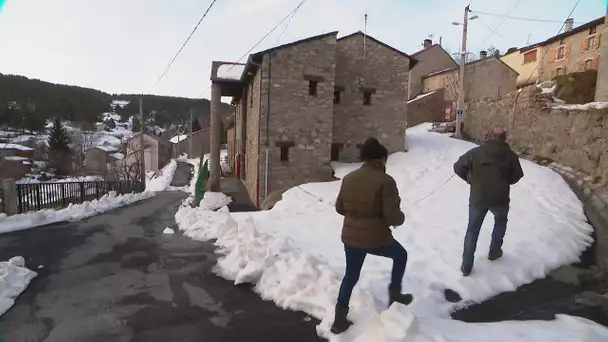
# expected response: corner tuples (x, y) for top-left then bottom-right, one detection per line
(464, 86), (608, 185)
(243, 62), (263, 206)
(171, 128), (210, 159)
(263, 34), (337, 196)
(407, 89), (448, 128)
(333, 34), (410, 162)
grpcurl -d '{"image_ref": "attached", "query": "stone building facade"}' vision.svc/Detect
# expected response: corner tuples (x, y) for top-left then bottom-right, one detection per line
(596, 14), (608, 101)
(230, 32), (415, 206)
(408, 42), (458, 99)
(540, 18), (604, 81)
(463, 86), (608, 185)
(170, 128), (210, 158)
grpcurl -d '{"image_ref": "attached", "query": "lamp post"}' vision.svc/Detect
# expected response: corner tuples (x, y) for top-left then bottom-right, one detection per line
(452, 6), (477, 138)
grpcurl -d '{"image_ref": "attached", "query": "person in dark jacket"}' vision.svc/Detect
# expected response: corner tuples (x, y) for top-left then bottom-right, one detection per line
(330, 138), (413, 334)
(453, 127), (524, 277)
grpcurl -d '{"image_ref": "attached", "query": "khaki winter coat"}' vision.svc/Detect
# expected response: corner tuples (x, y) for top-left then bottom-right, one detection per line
(335, 160), (405, 249)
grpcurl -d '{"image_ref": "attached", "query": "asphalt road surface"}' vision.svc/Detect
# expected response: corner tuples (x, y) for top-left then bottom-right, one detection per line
(0, 191), (322, 342)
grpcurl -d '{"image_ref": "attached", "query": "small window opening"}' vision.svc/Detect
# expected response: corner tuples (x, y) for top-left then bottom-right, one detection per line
(559, 39), (565, 45)
(308, 81), (318, 96)
(590, 27), (597, 35)
(333, 91), (341, 104)
(280, 146), (289, 161)
(363, 92), (372, 106)
(331, 143), (342, 161)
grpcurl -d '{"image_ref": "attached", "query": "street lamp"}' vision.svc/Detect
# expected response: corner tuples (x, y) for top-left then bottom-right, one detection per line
(452, 6), (477, 138)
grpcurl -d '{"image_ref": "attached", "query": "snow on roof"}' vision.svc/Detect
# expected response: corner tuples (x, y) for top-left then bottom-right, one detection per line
(407, 91), (437, 104)
(3, 156), (29, 161)
(109, 152), (124, 160)
(423, 67), (457, 78)
(0, 143), (34, 151)
(169, 134), (188, 144)
(216, 64), (245, 80)
(552, 102), (608, 111)
(92, 145), (120, 153)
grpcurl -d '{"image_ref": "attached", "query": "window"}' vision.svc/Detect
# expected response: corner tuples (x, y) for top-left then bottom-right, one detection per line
(280, 146), (289, 161)
(586, 36), (597, 51)
(556, 67), (565, 76)
(363, 92), (372, 105)
(331, 143), (343, 161)
(275, 141), (294, 162)
(308, 81), (318, 96)
(559, 39), (566, 45)
(584, 59), (594, 71)
(556, 46), (566, 60)
(333, 90), (341, 104)
(590, 27), (597, 35)
(523, 50), (537, 64)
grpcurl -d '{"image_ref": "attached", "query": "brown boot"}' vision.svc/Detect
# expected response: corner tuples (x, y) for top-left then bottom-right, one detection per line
(488, 249), (503, 261)
(330, 306), (352, 334)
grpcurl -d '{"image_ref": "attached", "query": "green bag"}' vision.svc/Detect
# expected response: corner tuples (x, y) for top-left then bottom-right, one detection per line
(194, 159), (209, 205)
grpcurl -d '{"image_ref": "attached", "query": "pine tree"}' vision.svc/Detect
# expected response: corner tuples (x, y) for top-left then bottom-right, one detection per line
(48, 117), (71, 153)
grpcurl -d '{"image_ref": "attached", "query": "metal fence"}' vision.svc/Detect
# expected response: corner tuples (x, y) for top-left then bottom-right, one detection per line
(0, 186), (4, 214)
(15, 180), (143, 214)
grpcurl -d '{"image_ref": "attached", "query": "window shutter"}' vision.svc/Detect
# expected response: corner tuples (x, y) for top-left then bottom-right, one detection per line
(579, 62), (584, 72)
(551, 69), (557, 79)
(594, 56), (600, 70)
(580, 40), (586, 53)
(596, 32), (601, 49)
(565, 43), (571, 57)
(548, 48), (555, 62)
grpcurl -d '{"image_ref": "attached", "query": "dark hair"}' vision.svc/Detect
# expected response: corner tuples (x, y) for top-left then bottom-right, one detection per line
(359, 138), (388, 161)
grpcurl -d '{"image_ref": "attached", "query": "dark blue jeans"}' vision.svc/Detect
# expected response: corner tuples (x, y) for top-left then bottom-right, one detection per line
(336, 239), (407, 308)
(462, 205), (509, 269)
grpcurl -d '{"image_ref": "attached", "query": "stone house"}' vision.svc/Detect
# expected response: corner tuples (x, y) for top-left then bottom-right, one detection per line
(84, 146), (124, 176)
(501, 17), (605, 88)
(0, 156), (32, 179)
(0, 143), (35, 159)
(408, 39), (458, 100)
(170, 128), (210, 158)
(420, 56), (518, 120)
(227, 31), (416, 206)
(124, 133), (172, 173)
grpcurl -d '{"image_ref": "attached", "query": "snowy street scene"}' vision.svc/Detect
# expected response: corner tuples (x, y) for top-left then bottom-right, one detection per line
(2, 0), (608, 341)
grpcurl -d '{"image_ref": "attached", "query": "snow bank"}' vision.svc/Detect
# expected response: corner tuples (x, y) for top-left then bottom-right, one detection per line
(174, 124), (607, 341)
(553, 102), (608, 111)
(163, 227), (175, 235)
(0, 257), (37, 317)
(146, 160), (178, 192)
(0, 191), (155, 234)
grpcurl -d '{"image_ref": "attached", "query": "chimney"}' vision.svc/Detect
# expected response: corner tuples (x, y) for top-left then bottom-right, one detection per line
(480, 50), (488, 59)
(423, 39), (432, 49)
(565, 18), (574, 32)
(507, 47), (518, 54)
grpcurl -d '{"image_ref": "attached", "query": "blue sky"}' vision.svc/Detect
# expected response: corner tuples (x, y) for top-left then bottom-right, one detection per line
(0, 0), (605, 99)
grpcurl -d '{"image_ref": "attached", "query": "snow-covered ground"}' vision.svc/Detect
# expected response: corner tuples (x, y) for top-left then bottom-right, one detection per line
(174, 124), (608, 341)
(0, 191), (154, 235)
(146, 160), (178, 192)
(0, 256), (36, 317)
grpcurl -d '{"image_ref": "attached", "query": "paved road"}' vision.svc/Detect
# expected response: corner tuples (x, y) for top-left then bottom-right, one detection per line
(0, 192), (322, 342)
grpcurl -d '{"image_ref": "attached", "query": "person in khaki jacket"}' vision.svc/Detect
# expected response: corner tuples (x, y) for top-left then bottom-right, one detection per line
(330, 138), (413, 334)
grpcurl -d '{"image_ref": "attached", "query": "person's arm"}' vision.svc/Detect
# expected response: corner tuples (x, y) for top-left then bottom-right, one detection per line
(454, 150), (472, 182)
(509, 153), (524, 185)
(335, 184), (345, 216)
(382, 177), (405, 227)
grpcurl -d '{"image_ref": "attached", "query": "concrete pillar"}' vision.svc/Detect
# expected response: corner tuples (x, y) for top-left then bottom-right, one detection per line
(208, 82), (222, 192)
(2, 178), (18, 216)
(596, 17), (608, 101)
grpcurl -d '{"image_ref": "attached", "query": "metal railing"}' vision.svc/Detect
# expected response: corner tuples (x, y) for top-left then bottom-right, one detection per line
(16, 180), (143, 214)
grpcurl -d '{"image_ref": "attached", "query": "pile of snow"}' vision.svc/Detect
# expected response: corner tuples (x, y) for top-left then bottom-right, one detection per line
(146, 160), (178, 192)
(553, 102), (608, 111)
(169, 134), (189, 144)
(0, 256), (37, 317)
(0, 191), (155, 235)
(174, 123), (608, 341)
(216, 64), (245, 80)
(163, 227), (175, 235)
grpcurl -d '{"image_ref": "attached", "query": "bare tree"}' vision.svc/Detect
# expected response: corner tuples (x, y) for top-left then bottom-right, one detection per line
(70, 130), (95, 176)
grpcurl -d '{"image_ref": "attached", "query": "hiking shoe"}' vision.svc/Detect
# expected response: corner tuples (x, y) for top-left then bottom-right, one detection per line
(330, 306), (353, 334)
(461, 265), (472, 277)
(389, 288), (414, 307)
(488, 249), (503, 261)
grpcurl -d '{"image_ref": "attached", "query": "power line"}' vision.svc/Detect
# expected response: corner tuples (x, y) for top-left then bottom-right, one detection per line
(477, 16), (519, 46)
(274, 9), (298, 46)
(475, 0), (524, 50)
(472, 10), (584, 24)
(197, 0), (309, 98)
(148, 0), (219, 94)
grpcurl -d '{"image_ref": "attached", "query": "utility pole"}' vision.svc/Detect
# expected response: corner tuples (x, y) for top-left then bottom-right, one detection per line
(139, 97), (146, 189)
(456, 5), (470, 138)
(189, 107), (194, 157)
